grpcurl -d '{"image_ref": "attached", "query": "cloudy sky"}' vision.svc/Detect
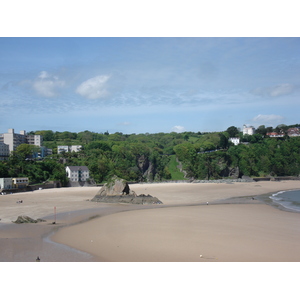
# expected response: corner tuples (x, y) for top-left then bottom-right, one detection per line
(1, 37), (299, 134)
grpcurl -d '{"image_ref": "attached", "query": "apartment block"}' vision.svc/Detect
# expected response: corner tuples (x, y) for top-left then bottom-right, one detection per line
(26, 134), (43, 147)
(0, 128), (42, 153)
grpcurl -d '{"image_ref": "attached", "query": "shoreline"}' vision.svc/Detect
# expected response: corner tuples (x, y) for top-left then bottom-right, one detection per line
(1, 181), (300, 262)
(52, 181), (300, 262)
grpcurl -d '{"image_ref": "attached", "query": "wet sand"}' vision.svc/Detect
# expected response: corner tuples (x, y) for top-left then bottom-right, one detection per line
(1, 181), (300, 262)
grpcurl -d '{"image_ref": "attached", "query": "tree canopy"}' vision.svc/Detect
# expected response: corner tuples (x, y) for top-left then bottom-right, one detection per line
(1, 125), (300, 185)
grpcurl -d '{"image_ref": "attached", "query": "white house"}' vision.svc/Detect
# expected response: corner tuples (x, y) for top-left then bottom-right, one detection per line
(229, 137), (240, 145)
(70, 145), (82, 152)
(57, 145), (69, 154)
(243, 125), (255, 135)
(66, 166), (90, 182)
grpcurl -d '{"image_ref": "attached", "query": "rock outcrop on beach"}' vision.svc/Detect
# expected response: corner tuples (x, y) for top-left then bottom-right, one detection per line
(13, 216), (46, 224)
(91, 176), (162, 204)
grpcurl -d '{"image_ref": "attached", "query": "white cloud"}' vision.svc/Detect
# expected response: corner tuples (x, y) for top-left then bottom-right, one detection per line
(252, 114), (284, 126)
(118, 121), (131, 126)
(251, 83), (296, 97)
(269, 83), (295, 97)
(32, 71), (65, 97)
(38, 71), (49, 80)
(76, 75), (110, 99)
(172, 125), (185, 133)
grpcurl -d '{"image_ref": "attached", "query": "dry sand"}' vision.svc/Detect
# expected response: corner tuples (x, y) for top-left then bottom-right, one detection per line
(1, 181), (300, 262)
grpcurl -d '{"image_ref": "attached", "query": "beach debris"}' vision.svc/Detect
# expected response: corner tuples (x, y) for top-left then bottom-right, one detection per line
(200, 255), (203, 258)
(206, 202), (208, 205)
(91, 175), (163, 204)
(36, 256), (41, 262)
(13, 215), (46, 224)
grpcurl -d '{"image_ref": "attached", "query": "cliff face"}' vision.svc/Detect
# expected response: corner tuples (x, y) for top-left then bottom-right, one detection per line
(91, 175), (162, 205)
(137, 155), (155, 182)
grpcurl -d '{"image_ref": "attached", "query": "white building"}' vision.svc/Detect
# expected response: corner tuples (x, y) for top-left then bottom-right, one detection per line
(26, 134), (43, 147)
(243, 125), (255, 135)
(57, 145), (69, 154)
(70, 145), (82, 152)
(12, 177), (29, 188)
(0, 177), (29, 190)
(66, 166), (90, 182)
(58, 145), (82, 154)
(0, 129), (42, 153)
(0, 129), (27, 152)
(0, 178), (13, 190)
(229, 137), (240, 146)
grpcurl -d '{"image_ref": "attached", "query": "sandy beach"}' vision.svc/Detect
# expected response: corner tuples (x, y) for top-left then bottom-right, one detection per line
(1, 181), (300, 262)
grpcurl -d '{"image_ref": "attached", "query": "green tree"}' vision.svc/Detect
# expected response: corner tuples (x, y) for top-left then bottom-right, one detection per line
(219, 132), (229, 149)
(226, 126), (239, 138)
(15, 144), (40, 159)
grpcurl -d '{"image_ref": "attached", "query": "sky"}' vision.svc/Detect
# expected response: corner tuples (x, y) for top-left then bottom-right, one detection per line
(1, 36), (299, 135)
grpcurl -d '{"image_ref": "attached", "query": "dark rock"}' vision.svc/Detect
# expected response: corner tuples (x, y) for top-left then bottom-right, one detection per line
(13, 215), (46, 224)
(94, 175), (133, 197)
(94, 194), (162, 205)
(91, 175), (162, 204)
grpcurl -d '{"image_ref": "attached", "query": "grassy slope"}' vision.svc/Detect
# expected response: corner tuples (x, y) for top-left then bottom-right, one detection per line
(167, 155), (186, 180)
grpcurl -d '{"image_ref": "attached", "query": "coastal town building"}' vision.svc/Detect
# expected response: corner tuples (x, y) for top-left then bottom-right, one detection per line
(57, 145), (69, 154)
(58, 145), (82, 154)
(0, 178), (13, 190)
(242, 125), (255, 135)
(0, 129), (27, 152)
(0, 128), (54, 159)
(266, 128), (300, 138)
(66, 166), (90, 182)
(229, 137), (240, 145)
(0, 129), (43, 153)
(287, 127), (300, 137)
(0, 177), (29, 190)
(12, 177), (29, 189)
(70, 145), (82, 152)
(26, 134), (43, 147)
(266, 132), (285, 138)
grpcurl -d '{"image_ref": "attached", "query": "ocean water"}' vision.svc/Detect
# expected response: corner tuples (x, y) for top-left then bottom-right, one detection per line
(269, 189), (300, 212)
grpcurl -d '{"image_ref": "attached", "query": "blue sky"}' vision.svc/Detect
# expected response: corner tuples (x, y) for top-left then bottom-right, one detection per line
(1, 37), (300, 134)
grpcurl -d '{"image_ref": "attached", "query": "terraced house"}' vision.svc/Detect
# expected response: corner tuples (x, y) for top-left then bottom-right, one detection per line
(66, 166), (90, 182)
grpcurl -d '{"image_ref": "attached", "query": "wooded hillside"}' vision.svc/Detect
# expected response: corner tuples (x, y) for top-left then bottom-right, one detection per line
(1, 125), (299, 185)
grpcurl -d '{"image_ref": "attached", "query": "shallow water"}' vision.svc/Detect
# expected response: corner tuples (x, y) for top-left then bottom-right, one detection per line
(269, 189), (300, 212)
